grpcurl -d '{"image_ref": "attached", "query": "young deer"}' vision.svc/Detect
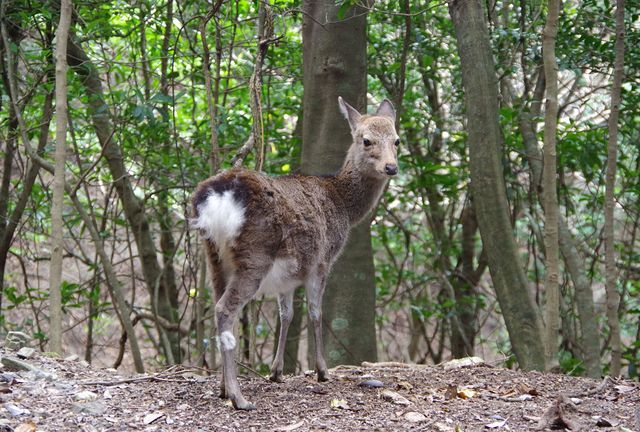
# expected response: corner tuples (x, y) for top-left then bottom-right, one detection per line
(192, 97), (399, 410)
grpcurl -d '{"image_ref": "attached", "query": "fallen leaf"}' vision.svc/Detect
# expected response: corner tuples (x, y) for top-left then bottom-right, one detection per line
(614, 384), (635, 394)
(276, 420), (305, 431)
(457, 388), (476, 399)
(485, 419), (507, 429)
(381, 390), (411, 406)
(404, 411), (427, 423)
(330, 399), (349, 410)
(444, 384), (458, 400)
(14, 421), (36, 432)
(310, 385), (328, 395)
(143, 411), (165, 425)
(397, 381), (413, 391)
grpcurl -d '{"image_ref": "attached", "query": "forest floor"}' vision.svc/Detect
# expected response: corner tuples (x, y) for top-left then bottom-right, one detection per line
(0, 346), (638, 432)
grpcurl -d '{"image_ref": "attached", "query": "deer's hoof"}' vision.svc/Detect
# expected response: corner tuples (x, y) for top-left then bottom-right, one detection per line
(317, 370), (329, 382)
(232, 397), (256, 411)
(269, 371), (285, 383)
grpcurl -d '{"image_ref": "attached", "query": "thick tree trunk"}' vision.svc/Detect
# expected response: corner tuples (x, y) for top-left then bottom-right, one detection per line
(48, 0), (72, 355)
(605, 0), (625, 377)
(449, 0), (546, 371)
(301, 0), (377, 366)
(541, 0), (560, 368)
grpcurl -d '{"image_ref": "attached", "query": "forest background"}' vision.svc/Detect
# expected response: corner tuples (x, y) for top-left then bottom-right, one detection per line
(0, 0), (638, 381)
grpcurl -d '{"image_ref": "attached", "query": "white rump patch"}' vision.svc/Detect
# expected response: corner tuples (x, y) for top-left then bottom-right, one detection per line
(194, 190), (245, 248)
(220, 331), (236, 351)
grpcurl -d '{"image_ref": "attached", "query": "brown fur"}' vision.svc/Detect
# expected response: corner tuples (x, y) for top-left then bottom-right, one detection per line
(192, 98), (399, 409)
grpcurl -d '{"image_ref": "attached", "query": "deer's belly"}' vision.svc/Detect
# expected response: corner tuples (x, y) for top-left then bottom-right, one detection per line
(256, 258), (301, 297)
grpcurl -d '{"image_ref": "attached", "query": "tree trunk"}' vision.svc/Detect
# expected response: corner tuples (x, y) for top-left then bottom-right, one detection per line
(48, 0), (72, 355)
(301, 0), (377, 366)
(449, 0), (546, 371)
(515, 70), (601, 377)
(541, 0), (560, 369)
(605, 0), (625, 377)
(66, 36), (181, 362)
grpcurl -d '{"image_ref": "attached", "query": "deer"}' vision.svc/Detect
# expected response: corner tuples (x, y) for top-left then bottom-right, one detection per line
(192, 97), (399, 410)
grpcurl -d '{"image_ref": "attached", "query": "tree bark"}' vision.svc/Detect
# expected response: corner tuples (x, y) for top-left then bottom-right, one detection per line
(541, 0), (560, 369)
(301, 0), (377, 366)
(449, 0), (546, 371)
(605, 0), (625, 377)
(48, 0), (72, 355)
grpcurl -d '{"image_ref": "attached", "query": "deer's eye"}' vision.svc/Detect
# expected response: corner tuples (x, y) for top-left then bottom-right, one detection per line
(394, 139), (400, 147)
(363, 139), (372, 147)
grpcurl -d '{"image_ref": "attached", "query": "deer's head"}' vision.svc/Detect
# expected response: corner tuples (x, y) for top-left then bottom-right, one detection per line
(339, 97), (399, 179)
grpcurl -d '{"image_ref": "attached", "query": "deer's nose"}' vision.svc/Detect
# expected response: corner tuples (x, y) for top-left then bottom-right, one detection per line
(385, 164), (398, 176)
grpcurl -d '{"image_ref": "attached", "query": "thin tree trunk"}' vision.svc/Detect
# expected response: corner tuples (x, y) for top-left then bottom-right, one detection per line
(302, 0), (377, 366)
(199, 1), (224, 368)
(48, 0), (72, 355)
(541, 0), (560, 369)
(66, 36), (180, 362)
(605, 0), (625, 377)
(514, 70), (601, 377)
(449, 0), (546, 371)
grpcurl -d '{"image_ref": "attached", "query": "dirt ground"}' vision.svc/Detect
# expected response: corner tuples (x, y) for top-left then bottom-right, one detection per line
(1, 347), (638, 432)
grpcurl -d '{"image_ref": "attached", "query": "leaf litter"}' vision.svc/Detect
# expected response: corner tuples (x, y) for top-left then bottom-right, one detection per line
(0, 346), (638, 431)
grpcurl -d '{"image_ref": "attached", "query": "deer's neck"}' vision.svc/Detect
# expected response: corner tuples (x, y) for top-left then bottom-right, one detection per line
(332, 161), (387, 226)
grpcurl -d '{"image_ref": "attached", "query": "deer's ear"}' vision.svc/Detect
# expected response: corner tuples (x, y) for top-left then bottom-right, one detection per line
(338, 97), (362, 131)
(375, 99), (396, 121)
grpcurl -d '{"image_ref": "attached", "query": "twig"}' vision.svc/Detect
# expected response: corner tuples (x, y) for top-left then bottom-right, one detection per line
(236, 360), (270, 382)
(568, 376), (612, 398)
(79, 367), (204, 386)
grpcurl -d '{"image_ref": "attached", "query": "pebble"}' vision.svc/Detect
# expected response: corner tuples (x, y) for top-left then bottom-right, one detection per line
(404, 411), (427, 423)
(358, 379), (384, 388)
(4, 402), (30, 416)
(75, 390), (98, 401)
(71, 400), (107, 415)
(17, 347), (36, 359)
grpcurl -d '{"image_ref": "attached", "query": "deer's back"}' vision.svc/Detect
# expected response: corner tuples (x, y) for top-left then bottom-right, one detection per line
(193, 168), (351, 283)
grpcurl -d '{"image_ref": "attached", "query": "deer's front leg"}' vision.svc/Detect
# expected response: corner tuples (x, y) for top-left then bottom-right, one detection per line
(269, 291), (295, 383)
(306, 273), (328, 382)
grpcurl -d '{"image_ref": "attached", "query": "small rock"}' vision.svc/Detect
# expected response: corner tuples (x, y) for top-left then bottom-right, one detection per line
(358, 379), (384, 389)
(75, 390), (98, 401)
(16, 347), (35, 359)
(441, 356), (485, 370)
(595, 417), (612, 427)
(71, 400), (107, 416)
(2, 356), (36, 372)
(381, 390), (411, 406)
(5, 332), (31, 350)
(570, 397), (582, 405)
(404, 411), (427, 423)
(4, 402), (30, 416)
(64, 354), (79, 362)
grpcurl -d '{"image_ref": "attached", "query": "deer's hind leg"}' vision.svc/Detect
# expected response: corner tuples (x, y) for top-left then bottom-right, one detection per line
(215, 274), (263, 410)
(204, 242), (228, 398)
